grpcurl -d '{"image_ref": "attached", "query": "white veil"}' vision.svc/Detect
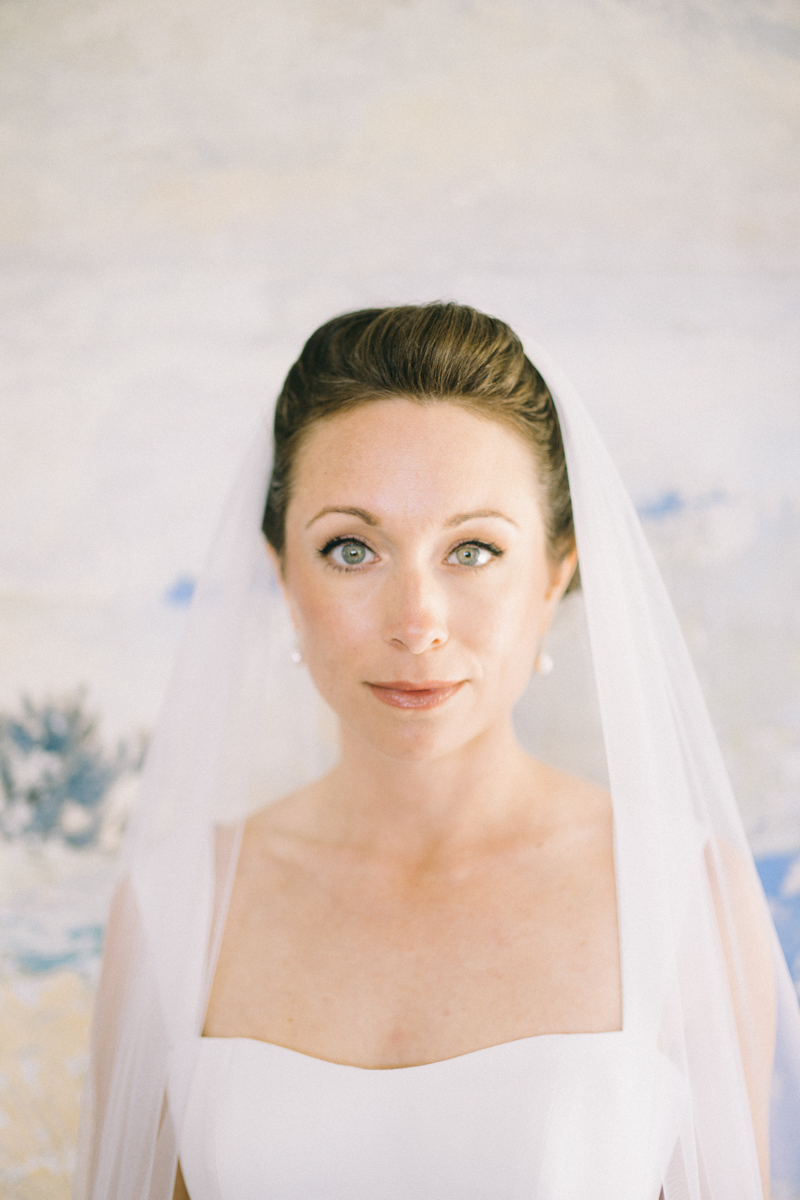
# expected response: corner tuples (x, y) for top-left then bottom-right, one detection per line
(74, 342), (800, 1200)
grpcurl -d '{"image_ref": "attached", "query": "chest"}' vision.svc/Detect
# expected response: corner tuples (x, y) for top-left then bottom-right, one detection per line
(205, 835), (621, 1065)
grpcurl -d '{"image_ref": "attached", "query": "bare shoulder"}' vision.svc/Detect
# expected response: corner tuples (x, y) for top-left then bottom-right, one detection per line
(242, 778), (330, 846)
(519, 755), (612, 837)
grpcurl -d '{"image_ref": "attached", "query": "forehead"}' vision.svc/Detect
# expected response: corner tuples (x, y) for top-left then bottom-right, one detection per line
(289, 399), (542, 523)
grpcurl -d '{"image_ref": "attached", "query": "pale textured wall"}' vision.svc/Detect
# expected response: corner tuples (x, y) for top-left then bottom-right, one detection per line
(1, 0), (798, 267)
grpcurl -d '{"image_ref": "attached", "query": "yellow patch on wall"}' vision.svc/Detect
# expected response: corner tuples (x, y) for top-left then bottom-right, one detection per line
(0, 972), (94, 1199)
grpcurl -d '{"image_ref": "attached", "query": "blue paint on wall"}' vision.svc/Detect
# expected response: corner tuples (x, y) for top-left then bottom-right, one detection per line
(637, 491), (685, 520)
(164, 575), (196, 606)
(756, 854), (800, 988)
(0, 694), (139, 846)
(14, 922), (104, 974)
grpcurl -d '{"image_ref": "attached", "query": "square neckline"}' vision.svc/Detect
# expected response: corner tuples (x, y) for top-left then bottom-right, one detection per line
(198, 1026), (627, 1072)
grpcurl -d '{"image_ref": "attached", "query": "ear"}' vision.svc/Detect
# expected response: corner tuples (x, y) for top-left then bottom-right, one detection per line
(538, 546), (578, 636)
(551, 546), (578, 602)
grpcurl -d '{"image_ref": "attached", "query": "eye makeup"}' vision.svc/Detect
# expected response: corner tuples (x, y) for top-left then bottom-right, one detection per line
(317, 534), (505, 572)
(317, 535), (378, 572)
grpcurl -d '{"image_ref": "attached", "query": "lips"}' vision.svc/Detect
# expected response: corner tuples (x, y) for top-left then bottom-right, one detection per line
(365, 680), (465, 710)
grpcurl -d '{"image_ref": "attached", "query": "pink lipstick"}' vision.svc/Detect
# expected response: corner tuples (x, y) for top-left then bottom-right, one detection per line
(365, 681), (465, 710)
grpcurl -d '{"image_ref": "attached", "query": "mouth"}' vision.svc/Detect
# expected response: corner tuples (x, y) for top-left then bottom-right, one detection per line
(365, 680), (466, 710)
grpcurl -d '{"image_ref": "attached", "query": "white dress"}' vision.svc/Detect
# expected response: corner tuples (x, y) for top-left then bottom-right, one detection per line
(167, 1030), (687, 1200)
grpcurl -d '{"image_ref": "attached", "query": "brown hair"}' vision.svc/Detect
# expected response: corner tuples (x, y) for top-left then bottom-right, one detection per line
(263, 302), (576, 582)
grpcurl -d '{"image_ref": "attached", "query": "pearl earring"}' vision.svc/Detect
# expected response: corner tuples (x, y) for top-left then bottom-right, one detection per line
(534, 648), (554, 676)
(291, 633), (303, 665)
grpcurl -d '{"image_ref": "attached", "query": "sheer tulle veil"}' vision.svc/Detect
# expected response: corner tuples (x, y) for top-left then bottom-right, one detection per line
(74, 339), (800, 1199)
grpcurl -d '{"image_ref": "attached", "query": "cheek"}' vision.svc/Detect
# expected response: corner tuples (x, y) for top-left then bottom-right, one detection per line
(287, 562), (381, 686)
(446, 560), (549, 690)
(304, 590), (376, 652)
(469, 572), (545, 675)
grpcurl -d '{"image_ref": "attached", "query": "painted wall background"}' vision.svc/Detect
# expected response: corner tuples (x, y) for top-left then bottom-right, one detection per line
(0, 0), (798, 1193)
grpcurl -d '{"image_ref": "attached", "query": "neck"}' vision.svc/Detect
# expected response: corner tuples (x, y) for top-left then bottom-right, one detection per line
(316, 719), (542, 864)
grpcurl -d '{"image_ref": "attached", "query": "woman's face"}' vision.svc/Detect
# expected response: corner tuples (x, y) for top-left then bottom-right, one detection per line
(279, 399), (575, 763)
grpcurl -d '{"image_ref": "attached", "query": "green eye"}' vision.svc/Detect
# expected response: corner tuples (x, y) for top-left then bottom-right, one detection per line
(340, 543), (366, 565)
(329, 541), (374, 567)
(447, 543), (495, 567)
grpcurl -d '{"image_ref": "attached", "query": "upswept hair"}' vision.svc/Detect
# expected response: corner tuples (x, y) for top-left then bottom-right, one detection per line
(263, 302), (575, 580)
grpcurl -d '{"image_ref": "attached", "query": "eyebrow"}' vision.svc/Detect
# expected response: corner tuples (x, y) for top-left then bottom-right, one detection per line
(444, 509), (518, 529)
(306, 506), (379, 529)
(305, 506), (517, 530)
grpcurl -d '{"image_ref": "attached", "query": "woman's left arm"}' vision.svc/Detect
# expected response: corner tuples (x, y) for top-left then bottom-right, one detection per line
(705, 838), (776, 1199)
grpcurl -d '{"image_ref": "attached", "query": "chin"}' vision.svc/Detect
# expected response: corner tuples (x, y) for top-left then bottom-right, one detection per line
(358, 711), (480, 764)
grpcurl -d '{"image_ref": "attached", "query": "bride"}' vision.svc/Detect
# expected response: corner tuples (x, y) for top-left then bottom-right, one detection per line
(75, 304), (800, 1200)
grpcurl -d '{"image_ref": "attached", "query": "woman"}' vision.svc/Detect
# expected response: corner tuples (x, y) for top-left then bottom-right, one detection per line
(76, 304), (800, 1200)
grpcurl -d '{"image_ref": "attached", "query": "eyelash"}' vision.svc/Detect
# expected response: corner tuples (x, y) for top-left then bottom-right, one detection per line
(449, 539), (503, 564)
(318, 536), (378, 572)
(317, 536), (504, 570)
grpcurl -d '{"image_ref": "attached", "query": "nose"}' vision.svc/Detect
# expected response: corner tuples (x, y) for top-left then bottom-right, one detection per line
(382, 564), (449, 655)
